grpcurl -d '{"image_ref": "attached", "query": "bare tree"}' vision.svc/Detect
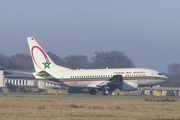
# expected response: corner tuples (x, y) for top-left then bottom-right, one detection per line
(63, 55), (89, 69)
(47, 52), (64, 66)
(90, 50), (135, 69)
(10, 53), (33, 70)
(0, 53), (12, 69)
(163, 63), (180, 87)
(168, 63), (180, 75)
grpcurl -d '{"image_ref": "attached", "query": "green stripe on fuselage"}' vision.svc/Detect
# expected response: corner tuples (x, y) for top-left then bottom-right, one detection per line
(46, 75), (164, 81)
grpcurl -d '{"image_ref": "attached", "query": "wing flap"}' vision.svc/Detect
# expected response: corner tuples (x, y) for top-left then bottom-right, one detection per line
(87, 81), (105, 88)
(87, 75), (123, 88)
(97, 81), (111, 87)
(98, 75), (123, 87)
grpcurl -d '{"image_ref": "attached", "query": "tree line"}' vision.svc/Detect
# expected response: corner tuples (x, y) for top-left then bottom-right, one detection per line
(0, 50), (135, 70)
(1, 50), (180, 87)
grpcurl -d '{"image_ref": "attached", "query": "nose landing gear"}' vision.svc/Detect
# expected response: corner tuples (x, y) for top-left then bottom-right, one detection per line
(102, 90), (109, 95)
(150, 86), (154, 95)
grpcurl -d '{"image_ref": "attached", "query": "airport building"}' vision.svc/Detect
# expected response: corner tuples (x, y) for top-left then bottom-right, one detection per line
(0, 69), (65, 93)
(1, 78), (59, 88)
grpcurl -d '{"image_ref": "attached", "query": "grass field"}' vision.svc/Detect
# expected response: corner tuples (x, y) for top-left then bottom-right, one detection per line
(0, 94), (180, 120)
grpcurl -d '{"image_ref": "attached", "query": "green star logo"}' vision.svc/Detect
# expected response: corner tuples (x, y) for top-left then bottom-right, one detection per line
(42, 60), (51, 69)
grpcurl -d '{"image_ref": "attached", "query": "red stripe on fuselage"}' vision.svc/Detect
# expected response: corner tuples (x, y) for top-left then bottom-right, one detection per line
(46, 77), (166, 83)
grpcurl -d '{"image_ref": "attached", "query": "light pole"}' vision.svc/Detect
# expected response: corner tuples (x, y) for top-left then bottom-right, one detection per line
(170, 83), (173, 87)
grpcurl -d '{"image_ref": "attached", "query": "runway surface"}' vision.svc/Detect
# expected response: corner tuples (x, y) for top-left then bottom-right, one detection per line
(0, 93), (179, 101)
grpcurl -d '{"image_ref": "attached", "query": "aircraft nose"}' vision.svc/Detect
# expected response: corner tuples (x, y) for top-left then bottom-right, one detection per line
(164, 75), (169, 81)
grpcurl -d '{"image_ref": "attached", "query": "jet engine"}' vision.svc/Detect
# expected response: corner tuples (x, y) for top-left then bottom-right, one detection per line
(118, 81), (138, 91)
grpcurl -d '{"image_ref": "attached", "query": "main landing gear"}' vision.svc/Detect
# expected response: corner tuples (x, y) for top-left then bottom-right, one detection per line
(89, 89), (110, 95)
(89, 89), (97, 95)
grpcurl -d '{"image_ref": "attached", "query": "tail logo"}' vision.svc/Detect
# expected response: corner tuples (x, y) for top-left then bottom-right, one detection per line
(43, 60), (51, 69)
(31, 46), (51, 70)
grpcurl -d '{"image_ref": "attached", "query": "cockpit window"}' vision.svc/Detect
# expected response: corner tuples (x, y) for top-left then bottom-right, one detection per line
(158, 73), (163, 75)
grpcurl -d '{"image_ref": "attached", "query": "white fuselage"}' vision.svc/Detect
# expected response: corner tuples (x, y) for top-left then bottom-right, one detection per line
(34, 68), (168, 88)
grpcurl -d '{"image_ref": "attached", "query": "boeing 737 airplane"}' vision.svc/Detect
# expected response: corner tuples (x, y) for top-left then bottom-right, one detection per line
(27, 37), (168, 95)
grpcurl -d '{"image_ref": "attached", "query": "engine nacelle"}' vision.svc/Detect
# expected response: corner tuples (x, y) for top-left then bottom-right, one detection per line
(118, 81), (138, 91)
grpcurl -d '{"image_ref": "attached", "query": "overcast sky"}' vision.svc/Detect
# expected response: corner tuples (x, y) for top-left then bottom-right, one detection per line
(0, 1), (180, 72)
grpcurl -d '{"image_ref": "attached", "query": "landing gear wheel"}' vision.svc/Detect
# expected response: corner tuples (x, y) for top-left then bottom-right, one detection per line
(150, 89), (154, 95)
(102, 90), (109, 95)
(89, 89), (97, 95)
(150, 86), (154, 95)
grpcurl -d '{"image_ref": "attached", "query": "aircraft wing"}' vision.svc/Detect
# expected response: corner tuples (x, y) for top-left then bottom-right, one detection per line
(98, 75), (123, 86)
(87, 75), (123, 88)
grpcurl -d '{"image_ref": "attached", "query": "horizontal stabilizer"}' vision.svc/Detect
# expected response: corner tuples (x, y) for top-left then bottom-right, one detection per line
(35, 71), (49, 77)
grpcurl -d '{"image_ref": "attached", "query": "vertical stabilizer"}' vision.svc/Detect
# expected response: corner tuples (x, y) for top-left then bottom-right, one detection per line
(27, 37), (70, 72)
